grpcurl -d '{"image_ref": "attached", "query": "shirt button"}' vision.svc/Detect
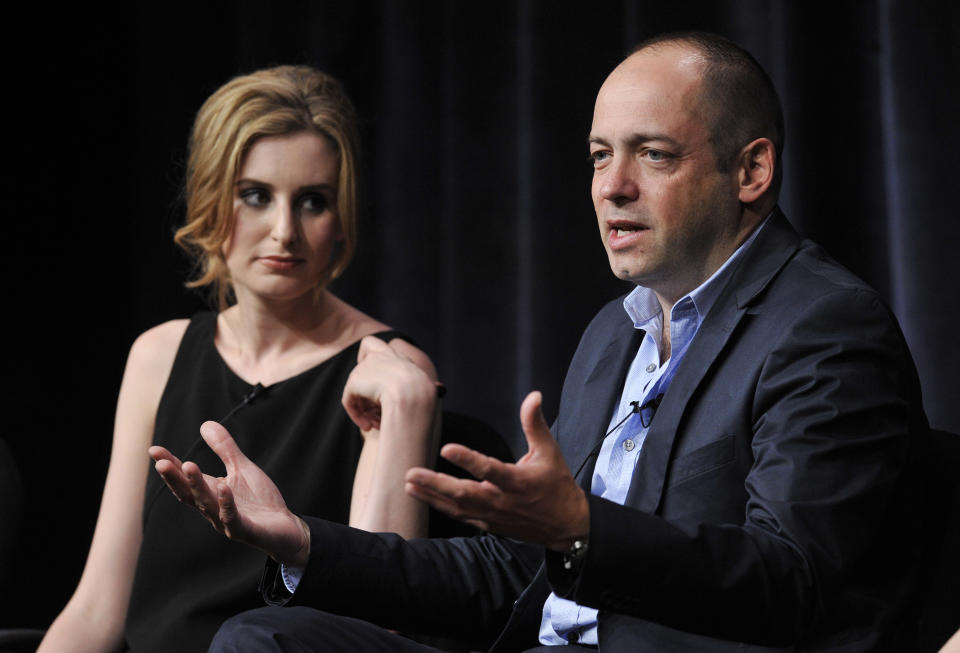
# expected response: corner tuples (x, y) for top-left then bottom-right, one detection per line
(646, 363), (657, 373)
(623, 439), (635, 451)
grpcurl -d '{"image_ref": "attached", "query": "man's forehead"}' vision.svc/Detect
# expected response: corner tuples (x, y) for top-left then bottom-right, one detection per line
(595, 60), (704, 111)
(604, 43), (705, 94)
(590, 45), (711, 145)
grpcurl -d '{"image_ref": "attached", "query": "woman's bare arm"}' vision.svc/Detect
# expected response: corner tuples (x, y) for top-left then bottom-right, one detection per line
(346, 337), (439, 539)
(38, 320), (186, 653)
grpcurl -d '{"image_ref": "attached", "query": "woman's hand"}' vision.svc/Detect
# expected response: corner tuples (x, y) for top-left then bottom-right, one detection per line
(342, 336), (438, 432)
(344, 336), (440, 537)
(150, 421), (310, 567)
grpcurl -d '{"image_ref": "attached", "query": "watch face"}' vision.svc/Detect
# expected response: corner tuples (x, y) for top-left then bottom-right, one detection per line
(563, 539), (589, 571)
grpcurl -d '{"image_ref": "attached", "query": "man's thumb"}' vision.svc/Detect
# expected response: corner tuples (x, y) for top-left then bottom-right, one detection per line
(519, 391), (553, 451)
(200, 420), (247, 473)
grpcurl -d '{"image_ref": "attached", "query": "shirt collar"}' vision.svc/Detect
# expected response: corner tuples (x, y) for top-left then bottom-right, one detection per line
(623, 214), (771, 328)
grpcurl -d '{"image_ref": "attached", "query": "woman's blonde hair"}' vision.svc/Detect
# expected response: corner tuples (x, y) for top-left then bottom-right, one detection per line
(175, 65), (360, 308)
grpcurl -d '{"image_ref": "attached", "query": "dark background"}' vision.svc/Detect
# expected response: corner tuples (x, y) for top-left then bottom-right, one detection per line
(4, 0), (958, 632)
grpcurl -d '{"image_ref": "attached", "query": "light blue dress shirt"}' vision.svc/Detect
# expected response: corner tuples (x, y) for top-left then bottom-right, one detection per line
(539, 219), (768, 646)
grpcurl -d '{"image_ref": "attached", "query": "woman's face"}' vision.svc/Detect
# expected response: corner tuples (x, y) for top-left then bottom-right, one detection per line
(224, 131), (342, 305)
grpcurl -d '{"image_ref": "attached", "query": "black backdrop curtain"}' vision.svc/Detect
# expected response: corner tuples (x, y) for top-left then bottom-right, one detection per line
(4, 0), (957, 629)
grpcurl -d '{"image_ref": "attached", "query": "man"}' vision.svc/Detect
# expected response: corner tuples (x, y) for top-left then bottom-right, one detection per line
(155, 31), (926, 651)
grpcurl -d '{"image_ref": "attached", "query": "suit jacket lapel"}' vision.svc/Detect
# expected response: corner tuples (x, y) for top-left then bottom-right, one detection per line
(625, 211), (802, 512)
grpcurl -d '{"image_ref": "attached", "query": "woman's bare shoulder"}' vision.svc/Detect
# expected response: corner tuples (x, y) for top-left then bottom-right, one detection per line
(127, 319), (191, 376)
(329, 295), (436, 380)
(115, 319), (192, 435)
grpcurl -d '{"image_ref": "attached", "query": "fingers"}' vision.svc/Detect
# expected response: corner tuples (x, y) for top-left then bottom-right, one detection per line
(182, 461), (220, 527)
(148, 445), (182, 468)
(151, 431), (253, 540)
(405, 467), (500, 523)
(152, 448), (195, 505)
(439, 443), (518, 488)
(154, 462), (192, 505)
(519, 391), (555, 452)
(404, 479), (491, 532)
(218, 483), (239, 536)
(342, 384), (381, 431)
(408, 392), (554, 493)
(342, 346), (386, 430)
(199, 421), (248, 474)
(387, 338), (439, 382)
(356, 334), (392, 362)
(405, 467), (502, 508)
(151, 445), (221, 523)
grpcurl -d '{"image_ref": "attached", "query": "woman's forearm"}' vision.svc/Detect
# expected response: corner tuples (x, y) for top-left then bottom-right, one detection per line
(349, 375), (439, 538)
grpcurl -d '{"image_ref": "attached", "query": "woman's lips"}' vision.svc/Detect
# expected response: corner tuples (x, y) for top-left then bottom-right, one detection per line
(258, 256), (304, 270)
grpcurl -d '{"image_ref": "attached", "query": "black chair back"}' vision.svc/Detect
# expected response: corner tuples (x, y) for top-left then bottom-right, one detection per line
(913, 429), (960, 652)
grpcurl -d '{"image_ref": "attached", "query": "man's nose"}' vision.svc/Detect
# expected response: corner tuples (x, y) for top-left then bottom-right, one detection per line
(270, 202), (299, 245)
(596, 156), (639, 205)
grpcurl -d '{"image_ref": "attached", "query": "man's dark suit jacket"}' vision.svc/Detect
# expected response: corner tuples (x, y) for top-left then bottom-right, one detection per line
(267, 212), (927, 651)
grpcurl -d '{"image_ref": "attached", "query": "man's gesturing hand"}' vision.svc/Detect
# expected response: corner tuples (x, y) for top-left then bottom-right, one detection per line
(405, 391), (589, 551)
(150, 421), (310, 567)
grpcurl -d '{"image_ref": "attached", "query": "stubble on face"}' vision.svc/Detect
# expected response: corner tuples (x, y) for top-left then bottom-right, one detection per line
(590, 45), (744, 305)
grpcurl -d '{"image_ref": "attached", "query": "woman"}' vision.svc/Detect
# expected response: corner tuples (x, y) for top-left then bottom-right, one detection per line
(39, 66), (437, 652)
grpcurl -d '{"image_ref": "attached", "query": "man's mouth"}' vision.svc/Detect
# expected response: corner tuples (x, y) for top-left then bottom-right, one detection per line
(609, 222), (647, 237)
(606, 221), (650, 250)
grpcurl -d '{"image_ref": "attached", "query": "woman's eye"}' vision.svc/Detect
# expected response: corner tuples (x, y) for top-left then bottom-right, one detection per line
(300, 193), (330, 213)
(240, 188), (270, 207)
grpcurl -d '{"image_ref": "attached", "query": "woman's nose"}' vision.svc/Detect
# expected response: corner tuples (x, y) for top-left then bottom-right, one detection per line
(270, 202), (299, 245)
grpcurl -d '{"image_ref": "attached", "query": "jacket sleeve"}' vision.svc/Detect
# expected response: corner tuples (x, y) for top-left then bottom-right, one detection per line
(547, 287), (924, 646)
(265, 517), (543, 641)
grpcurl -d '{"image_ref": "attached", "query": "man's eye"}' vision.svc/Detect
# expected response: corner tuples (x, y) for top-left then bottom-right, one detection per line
(589, 151), (611, 166)
(240, 188), (270, 207)
(300, 193), (330, 214)
(645, 149), (670, 162)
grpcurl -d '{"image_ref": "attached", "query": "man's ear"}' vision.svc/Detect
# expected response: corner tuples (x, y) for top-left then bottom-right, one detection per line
(737, 138), (775, 204)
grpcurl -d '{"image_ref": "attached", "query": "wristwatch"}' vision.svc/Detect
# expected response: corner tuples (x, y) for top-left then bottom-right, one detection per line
(562, 538), (589, 574)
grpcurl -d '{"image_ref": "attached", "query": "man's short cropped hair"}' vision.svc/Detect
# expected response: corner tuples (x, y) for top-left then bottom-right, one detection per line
(633, 31), (785, 196)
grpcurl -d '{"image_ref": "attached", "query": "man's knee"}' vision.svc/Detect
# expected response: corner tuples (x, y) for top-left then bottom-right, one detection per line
(210, 606), (437, 653)
(210, 606), (317, 653)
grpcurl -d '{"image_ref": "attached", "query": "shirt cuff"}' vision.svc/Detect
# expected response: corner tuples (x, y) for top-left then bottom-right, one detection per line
(259, 557), (293, 606)
(281, 563), (304, 593)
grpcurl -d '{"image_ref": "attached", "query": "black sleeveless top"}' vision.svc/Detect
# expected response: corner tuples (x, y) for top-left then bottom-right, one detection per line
(124, 312), (400, 652)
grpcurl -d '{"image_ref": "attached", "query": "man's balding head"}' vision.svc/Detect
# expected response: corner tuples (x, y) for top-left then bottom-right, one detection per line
(630, 31), (785, 197)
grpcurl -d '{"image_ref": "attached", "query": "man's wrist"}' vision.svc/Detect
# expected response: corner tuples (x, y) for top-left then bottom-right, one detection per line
(271, 514), (311, 568)
(291, 515), (311, 567)
(547, 487), (591, 552)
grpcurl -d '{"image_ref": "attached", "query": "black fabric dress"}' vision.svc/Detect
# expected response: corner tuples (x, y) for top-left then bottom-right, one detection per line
(124, 312), (400, 652)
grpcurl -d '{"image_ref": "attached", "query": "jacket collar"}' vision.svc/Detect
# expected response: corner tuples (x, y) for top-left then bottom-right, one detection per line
(625, 208), (802, 511)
